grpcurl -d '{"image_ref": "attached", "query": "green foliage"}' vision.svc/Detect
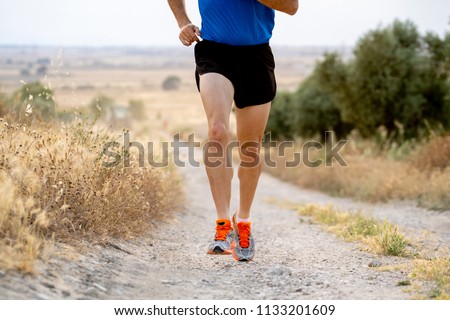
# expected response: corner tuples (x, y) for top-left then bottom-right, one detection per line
(266, 91), (295, 139)
(89, 94), (114, 119)
(9, 82), (56, 121)
(266, 72), (352, 141)
(291, 74), (353, 140)
(317, 20), (450, 143)
(269, 20), (450, 145)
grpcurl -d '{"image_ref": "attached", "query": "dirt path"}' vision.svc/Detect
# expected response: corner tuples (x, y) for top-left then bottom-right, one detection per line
(2, 149), (448, 299)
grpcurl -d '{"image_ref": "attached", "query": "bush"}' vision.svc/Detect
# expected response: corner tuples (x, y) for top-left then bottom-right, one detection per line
(290, 74), (353, 141)
(266, 91), (295, 139)
(162, 75), (181, 91)
(89, 94), (114, 119)
(9, 82), (56, 122)
(266, 72), (352, 141)
(0, 119), (181, 272)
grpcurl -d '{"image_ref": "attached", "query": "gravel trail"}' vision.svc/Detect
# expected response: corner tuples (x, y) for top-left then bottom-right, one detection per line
(2, 150), (448, 299)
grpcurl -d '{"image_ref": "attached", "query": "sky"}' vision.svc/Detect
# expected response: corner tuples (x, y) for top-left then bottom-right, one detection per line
(0, 0), (448, 47)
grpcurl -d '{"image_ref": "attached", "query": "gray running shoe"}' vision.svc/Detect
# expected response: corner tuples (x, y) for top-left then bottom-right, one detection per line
(207, 219), (234, 254)
(231, 213), (255, 261)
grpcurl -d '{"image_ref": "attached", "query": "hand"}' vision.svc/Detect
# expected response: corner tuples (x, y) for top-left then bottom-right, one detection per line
(179, 23), (201, 46)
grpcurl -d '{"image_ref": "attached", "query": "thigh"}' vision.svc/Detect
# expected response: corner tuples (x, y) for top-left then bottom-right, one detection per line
(199, 73), (235, 127)
(235, 102), (271, 142)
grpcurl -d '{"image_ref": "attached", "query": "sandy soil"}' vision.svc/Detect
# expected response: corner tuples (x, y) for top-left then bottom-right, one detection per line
(4, 147), (448, 300)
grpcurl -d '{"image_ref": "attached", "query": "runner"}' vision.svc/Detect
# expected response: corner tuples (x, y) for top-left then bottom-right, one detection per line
(168, 0), (299, 261)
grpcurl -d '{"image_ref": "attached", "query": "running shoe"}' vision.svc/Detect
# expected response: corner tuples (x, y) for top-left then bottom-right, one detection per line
(231, 213), (255, 261)
(207, 219), (234, 254)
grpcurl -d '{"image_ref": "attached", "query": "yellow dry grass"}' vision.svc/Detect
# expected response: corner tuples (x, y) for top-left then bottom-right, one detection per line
(411, 257), (450, 300)
(267, 135), (450, 210)
(0, 118), (182, 273)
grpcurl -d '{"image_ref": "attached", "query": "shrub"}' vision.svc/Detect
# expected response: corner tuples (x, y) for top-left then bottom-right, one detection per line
(0, 119), (182, 272)
(89, 94), (114, 120)
(162, 75), (181, 91)
(9, 82), (56, 122)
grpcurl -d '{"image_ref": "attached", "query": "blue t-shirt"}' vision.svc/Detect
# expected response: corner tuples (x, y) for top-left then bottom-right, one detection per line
(198, 0), (275, 46)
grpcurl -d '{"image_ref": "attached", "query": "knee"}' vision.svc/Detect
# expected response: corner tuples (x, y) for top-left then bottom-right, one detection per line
(208, 122), (229, 143)
(239, 140), (262, 169)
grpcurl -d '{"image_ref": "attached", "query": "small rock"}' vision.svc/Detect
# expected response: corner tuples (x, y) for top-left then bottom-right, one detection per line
(368, 260), (382, 268)
(62, 290), (71, 297)
(35, 293), (50, 300)
(269, 266), (292, 277)
(316, 281), (324, 285)
(94, 283), (107, 292)
(295, 288), (302, 293)
(42, 282), (55, 290)
(305, 282), (312, 286)
(0, 270), (5, 277)
(161, 279), (182, 285)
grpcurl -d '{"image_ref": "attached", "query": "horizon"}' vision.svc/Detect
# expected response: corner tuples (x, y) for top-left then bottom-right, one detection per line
(0, 0), (448, 47)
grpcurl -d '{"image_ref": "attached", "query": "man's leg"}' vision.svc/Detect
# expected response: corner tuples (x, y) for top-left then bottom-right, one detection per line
(235, 103), (271, 218)
(199, 73), (234, 220)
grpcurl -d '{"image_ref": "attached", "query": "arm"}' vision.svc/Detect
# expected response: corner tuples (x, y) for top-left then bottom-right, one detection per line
(258, 0), (299, 15)
(167, 0), (201, 46)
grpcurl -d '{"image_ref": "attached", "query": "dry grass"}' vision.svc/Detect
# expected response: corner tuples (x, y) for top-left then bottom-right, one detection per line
(298, 204), (409, 256)
(411, 258), (450, 299)
(266, 135), (450, 210)
(298, 204), (450, 299)
(0, 118), (182, 273)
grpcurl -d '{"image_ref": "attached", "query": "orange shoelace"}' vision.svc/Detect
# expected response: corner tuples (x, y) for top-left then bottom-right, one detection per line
(237, 222), (251, 248)
(215, 222), (231, 241)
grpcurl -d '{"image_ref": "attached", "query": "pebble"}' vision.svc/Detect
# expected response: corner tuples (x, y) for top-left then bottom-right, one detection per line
(94, 283), (107, 292)
(269, 266), (292, 277)
(368, 260), (382, 268)
(35, 293), (50, 300)
(42, 282), (55, 289)
(161, 279), (182, 285)
(0, 270), (5, 278)
(62, 290), (71, 297)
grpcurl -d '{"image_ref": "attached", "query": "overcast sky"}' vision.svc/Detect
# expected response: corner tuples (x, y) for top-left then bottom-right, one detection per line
(0, 0), (448, 47)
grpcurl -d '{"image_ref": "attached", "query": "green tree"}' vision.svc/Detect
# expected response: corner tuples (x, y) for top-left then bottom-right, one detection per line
(316, 20), (450, 143)
(290, 74), (353, 141)
(9, 82), (56, 121)
(266, 91), (295, 139)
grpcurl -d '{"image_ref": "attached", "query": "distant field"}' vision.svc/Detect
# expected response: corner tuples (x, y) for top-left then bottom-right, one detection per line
(0, 45), (346, 137)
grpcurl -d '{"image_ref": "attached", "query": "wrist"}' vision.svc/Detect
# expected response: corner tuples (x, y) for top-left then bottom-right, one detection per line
(178, 20), (192, 29)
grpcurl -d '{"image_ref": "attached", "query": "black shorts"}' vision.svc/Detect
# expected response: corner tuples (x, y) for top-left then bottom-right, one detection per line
(194, 40), (277, 109)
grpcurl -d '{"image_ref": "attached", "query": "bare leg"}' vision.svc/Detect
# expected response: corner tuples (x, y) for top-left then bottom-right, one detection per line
(235, 103), (271, 219)
(199, 73), (234, 220)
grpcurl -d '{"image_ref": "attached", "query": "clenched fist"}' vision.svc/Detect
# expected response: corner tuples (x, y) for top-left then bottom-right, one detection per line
(179, 23), (201, 46)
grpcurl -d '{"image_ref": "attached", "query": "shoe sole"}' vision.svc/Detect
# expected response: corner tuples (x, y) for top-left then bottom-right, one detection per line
(207, 246), (232, 255)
